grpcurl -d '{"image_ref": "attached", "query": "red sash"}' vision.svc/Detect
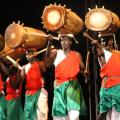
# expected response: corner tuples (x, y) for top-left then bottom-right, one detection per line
(0, 74), (3, 90)
(55, 51), (81, 84)
(6, 74), (22, 100)
(100, 50), (120, 88)
(26, 61), (43, 95)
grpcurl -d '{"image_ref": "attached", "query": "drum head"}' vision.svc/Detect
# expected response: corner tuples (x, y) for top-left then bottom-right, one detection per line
(0, 34), (5, 51)
(85, 8), (112, 31)
(5, 23), (25, 48)
(42, 4), (65, 31)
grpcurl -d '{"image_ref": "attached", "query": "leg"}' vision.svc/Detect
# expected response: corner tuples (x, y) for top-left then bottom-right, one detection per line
(37, 88), (48, 120)
(106, 107), (120, 120)
(68, 110), (79, 120)
(53, 115), (69, 120)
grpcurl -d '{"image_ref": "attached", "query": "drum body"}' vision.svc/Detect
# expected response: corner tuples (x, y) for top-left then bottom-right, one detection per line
(0, 44), (25, 64)
(5, 23), (48, 49)
(85, 8), (120, 33)
(42, 4), (84, 35)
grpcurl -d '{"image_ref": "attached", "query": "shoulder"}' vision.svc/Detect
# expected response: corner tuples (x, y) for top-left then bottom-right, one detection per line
(71, 51), (82, 59)
(50, 49), (58, 58)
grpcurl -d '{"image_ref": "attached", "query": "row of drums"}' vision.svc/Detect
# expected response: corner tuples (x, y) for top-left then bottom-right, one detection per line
(0, 4), (120, 64)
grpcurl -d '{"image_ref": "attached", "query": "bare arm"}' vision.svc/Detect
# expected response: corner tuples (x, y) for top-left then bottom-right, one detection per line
(43, 49), (57, 68)
(77, 52), (85, 74)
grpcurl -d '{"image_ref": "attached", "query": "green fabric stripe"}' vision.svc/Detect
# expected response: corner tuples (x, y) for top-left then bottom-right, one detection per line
(24, 90), (41, 120)
(7, 97), (25, 120)
(52, 80), (87, 116)
(0, 94), (7, 120)
(98, 84), (120, 113)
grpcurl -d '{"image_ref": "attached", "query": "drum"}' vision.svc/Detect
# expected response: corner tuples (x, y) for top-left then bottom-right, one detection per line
(42, 4), (84, 35)
(0, 43), (25, 64)
(0, 44), (11, 58)
(4, 23), (48, 49)
(85, 8), (120, 33)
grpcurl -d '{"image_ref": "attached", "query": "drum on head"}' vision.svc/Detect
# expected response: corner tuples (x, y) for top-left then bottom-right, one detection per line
(85, 7), (120, 33)
(41, 4), (84, 35)
(4, 23), (48, 49)
(0, 43), (25, 64)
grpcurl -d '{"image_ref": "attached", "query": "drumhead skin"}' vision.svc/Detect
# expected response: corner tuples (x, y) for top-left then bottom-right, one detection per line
(5, 23), (25, 48)
(42, 4), (84, 35)
(5, 23), (47, 49)
(42, 5), (65, 31)
(85, 8), (112, 31)
(85, 7), (120, 33)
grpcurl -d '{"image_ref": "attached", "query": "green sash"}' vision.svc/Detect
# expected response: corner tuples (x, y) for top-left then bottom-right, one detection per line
(7, 97), (25, 120)
(52, 80), (87, 116)
(24, 90), (41, 120)
(98, 84), (120, 113)
(0, 94), (6, 120)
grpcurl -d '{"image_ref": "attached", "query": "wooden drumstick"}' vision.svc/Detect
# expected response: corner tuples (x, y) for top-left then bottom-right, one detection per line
(29, 45), (54, 58)
(9, 58), (20, 69)
(34, 45), (54, 55)
(27, 32), (59, 41)
(85, 51), (90, 83)
(83, 32), (103, 50)
(83, 32), (95, 42)
(6, 56), (22, 70)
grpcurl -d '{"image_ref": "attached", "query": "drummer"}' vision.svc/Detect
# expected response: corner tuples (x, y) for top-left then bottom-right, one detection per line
(45, 33), (87, 120)
(21, 48), (48, 120)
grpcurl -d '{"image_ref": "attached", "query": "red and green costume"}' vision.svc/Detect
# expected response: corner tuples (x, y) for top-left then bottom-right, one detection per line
(6, 73), (24, 120)
(24, 61), (45, 120)
(52, 50), (87, 116)
(99, 50), (120, 113)
(0, 73), (6, 120)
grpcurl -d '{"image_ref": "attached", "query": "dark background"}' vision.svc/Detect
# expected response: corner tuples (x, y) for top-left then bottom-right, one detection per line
(0, 0), (120, 120)
(0, 0), (120, 60)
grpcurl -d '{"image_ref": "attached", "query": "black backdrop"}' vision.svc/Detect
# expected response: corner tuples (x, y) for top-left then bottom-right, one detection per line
(0, 0), (120, 120)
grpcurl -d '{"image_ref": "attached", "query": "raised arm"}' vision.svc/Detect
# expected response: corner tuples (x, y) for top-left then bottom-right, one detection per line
(43, 34), (57, 68)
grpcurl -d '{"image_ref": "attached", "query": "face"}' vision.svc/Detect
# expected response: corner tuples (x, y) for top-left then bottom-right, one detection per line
(104, 37), (114, 51)
(26, 51), (35, 62)
(60, 36), (72, 50)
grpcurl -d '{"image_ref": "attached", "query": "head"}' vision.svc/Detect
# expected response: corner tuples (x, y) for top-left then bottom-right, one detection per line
(58, 34), (75, 50)
(103, 35), (118, 51)
(9, 66), (18, 76)
(25, 48), (37, 62)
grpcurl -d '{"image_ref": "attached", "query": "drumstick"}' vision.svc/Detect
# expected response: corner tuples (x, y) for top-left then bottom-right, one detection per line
(6, 56), (22, 70)
(83, 32), (95, 42)
(83, 32), (103, 50)
(28, 45), (54, 58)
(85, 51), (90, 83)
(34, 45), (54, 55)
(9, 58), (20, 69)
(27, 32), (59, 41)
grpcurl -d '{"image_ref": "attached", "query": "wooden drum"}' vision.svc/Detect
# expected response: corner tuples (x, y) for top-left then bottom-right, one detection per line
(4, 23), (48, 49)
(42, 4), (84, 35)
(85, 7), (120, 33)
(0, 43), (25, 64)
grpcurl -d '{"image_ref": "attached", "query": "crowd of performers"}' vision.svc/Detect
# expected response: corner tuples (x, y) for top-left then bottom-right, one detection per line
(0, 31), (120, 120)
(0, 33), (87, 120)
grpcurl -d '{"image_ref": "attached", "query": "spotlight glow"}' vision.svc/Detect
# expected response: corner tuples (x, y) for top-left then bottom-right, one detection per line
(89, 13), (108, 28)
(10, 33), (16, 39)
(47, 11), (60, 25)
